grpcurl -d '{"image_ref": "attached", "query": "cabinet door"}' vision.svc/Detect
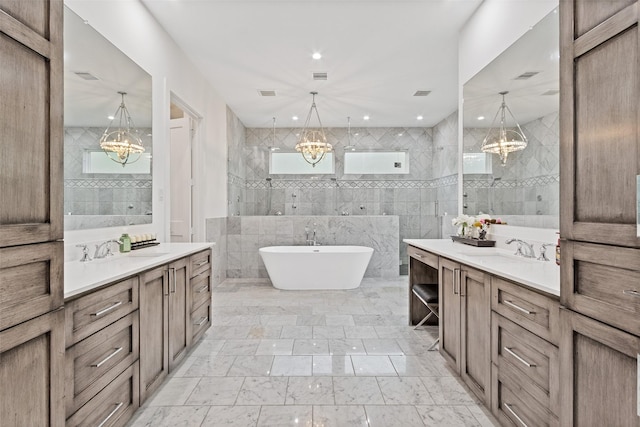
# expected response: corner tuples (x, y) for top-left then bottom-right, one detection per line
(0, 309), (65, 427)
(559, 0), (640, 248)
(168, 257), (191, 370)
(0, 0), (63, 247)
(139, 266), (169, 403)
(559, 309), (640, 427)
(460, 266), (491, 404)
(408, 245), (439, 326)
(439, 257), (460, 371)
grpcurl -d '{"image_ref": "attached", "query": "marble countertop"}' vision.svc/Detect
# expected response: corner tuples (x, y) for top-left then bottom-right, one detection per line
(64, 242), (214, 300)
(404, 239), (560, 297)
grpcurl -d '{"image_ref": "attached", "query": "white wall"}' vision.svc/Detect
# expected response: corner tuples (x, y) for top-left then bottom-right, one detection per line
(456, 0), (558, 215)
(64, 0), (228, 245)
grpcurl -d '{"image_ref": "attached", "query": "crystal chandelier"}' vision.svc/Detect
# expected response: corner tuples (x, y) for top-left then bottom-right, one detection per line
(295, 92), (332, 167)
(481, 91), (528, 166)
(99, 92), (145, 166)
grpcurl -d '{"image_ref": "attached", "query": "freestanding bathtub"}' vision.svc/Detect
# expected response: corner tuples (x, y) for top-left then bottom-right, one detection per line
(259, 246), (374, 290)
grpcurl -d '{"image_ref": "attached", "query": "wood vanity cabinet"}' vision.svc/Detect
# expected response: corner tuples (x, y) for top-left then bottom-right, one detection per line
(190, 250), (212, 342)
(438, 257), (491, 405)
(407, 245), (439, 326)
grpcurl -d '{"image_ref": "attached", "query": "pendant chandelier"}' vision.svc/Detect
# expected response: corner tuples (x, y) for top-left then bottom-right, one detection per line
(99, 92), (145, 166)
(481, 91), (527, 166)
(295, 91), (332, 167)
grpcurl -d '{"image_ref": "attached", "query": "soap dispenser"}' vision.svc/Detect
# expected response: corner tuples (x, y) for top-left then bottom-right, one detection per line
(119, 233), (131, 253)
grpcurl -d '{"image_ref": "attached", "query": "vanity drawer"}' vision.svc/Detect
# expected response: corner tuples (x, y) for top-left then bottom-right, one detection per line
(66, 361), (139, 427)
(492, 277), (560, 346)
(407, 245), (438, 269)
(191, 300), (211, 342)
(492, 313), (559, 416)
(190, 249), (212, 278)
(65, 312), (139, 417)
(491, 363), (559, 427)
(191, 270), (211, 312)
(561, 241), (640, 336)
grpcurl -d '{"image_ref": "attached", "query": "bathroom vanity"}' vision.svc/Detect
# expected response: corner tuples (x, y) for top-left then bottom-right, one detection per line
(63, 243), (212, 426)
(405, 239), (561, 426)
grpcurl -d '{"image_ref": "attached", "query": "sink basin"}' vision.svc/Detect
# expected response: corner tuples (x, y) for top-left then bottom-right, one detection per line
(126, 251), (170, 258)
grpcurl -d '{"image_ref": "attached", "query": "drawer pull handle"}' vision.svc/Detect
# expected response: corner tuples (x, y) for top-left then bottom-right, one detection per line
(414, 253), (423, 259)
(196, 260), (208, 266)
(194, 317), (208, 326)
(196, 285), (209, 294)
(504, 347), (536, 368)
(91, 301), (123, 317)
(97, 402), (124, 427)
(503, 300), (534, 315)
(92, 347), (124, 368)
(503, 403), (528, 427)
(623, 290), (640, 298)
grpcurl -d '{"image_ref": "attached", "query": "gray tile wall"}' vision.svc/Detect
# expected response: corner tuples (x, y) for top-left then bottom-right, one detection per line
(205, 217), (228, 287)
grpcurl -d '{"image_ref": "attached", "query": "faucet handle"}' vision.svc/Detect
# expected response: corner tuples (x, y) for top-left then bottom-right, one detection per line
(75, 244), (92, 262)
(537, 243), (555, 261)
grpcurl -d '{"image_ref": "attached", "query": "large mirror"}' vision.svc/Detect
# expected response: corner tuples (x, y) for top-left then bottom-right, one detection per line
(63, 6), (153, 231)
(462, 9), (559, 229)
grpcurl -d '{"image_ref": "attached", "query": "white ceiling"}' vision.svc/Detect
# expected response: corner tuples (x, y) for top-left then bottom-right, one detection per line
(140, 0), (483, 128)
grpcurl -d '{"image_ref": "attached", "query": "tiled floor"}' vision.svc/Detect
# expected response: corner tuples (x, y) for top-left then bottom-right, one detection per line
(128, 277), (499, 427)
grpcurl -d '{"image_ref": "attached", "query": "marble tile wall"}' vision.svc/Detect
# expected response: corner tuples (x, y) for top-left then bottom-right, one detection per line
(227, 107), (247, 217)
(225, 216), (399, 279)
(205, 217), (228, 287)
(63, 127), (153, 216)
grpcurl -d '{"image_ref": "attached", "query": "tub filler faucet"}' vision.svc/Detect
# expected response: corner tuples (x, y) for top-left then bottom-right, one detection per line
(305, 223), (320, 246)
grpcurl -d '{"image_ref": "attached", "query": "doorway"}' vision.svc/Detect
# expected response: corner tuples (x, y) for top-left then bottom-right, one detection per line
(169, 100), (195, 242)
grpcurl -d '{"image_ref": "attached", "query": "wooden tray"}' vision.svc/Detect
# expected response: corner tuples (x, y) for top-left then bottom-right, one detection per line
(450, 235), (496, 247)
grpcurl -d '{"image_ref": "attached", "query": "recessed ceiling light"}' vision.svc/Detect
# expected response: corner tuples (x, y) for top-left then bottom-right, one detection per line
(354, 133), (359, 136)
(363, 115), (370, 121)
(312, 52), (322, 60)
(292, 116), (298, 121)
(398, 133), (403, 136)
(477, 116), (485, 121)
(417, 115), (423, 120)
(107, 115), (115, 120)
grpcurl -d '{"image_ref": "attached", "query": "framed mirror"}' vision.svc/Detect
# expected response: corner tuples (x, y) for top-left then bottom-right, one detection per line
(63, 6), (153, 231)
(462, 9), (559, 229)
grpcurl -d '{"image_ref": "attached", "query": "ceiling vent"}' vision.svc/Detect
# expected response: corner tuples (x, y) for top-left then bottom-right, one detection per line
(541, 89), (560, 96)
(413, 90), (431, 97)
(74, 71), (98, 80)
(514, 71), (540, 80)
(258, 90), (277, 97)
(312, 72), (328, 80)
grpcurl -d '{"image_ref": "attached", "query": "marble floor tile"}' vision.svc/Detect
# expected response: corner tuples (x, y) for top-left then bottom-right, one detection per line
(247, 325), (283, 339)
(415, 405), (481, 427)
(467, 404), (500, 427)
(364, 405), (425, 427)
(219, 339), (260, 356)
(189, 339), (225, 357)
(227, 355), (274, 376)
(280, 326), (313, 339)
(257, 405), (313, 427)
(255, 339), (294, 355)
(236, 377), (289, 405)
(201, 406), (261, 427)
(343, 326), (379, 339)
(312, 356), (355, 376)
(296, 315), (326, 326)
(325, 314), (355, 326)
(362, 339), (404, 355)
(271, 355), (313, 376)
(333, 377), (385, 405)
(128, 406), (209, 427)
(204, 326), (252, 340)
(351, 355), (398, 376)
(292, 339), (330, 355)
(185, 377), (244, 405)
(328, 339), (367, 355)
(285, 377), (335, 405)
(312, 405), (368, 427)
(389, 355), (446, 377)
(259, 315), (298, 326)
(420, 377), (479, 405)
(182, 355), (236, 377)
(377, 377), (436, 405)
(145, 377), (200, 406)
(312, 326), (345, 339)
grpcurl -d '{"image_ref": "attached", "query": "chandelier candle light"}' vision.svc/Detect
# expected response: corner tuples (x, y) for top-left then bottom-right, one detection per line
(481, 91), (528, 166)
(99, 91), (145, 166)
(295, 91), (333, 167)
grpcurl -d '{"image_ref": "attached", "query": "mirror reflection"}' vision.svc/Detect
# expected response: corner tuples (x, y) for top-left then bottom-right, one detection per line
(463, 9), (559, 229)
(63, 6), (153, 231)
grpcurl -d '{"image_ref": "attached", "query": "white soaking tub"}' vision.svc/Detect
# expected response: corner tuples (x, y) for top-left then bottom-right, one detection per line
(258, 246), (374, 290)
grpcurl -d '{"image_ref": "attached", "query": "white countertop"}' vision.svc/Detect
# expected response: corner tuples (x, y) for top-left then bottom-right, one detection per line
(64, 242), (214, 299)
(404, 239), (560, 297)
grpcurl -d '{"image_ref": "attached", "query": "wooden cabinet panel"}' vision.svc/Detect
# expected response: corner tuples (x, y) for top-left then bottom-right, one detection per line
(460, 266), (491, 404)
(190, 249), (212, 278)
(0, 241), (63, 331)
(0, 0), (63, 247)
(408, 246), (439, 326)
(439, 257), (460, 371)
(191, 268), (211, 312)
(492, 277), (560, 346)
(65, 312), (139, 417)
(0, 309), (64, 427)
(559, 309), (640, 427)
(66, 361), (139, 427)
(65, 276), (139, 347)
(168, 256), (190, 370)
(574, 0), (636, 38)
(139, 266), (169, 403)
(191, 299), (211, 343)
(561, 240), (640, 335)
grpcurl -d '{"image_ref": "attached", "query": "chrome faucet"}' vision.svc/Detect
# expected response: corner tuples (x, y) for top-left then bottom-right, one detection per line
(94, 240), (119, 259)
(505, 238), (536, 259)
(76, 244), (92, 262)
(537, 243), (555, 261)
(305, 223), (320, 246)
